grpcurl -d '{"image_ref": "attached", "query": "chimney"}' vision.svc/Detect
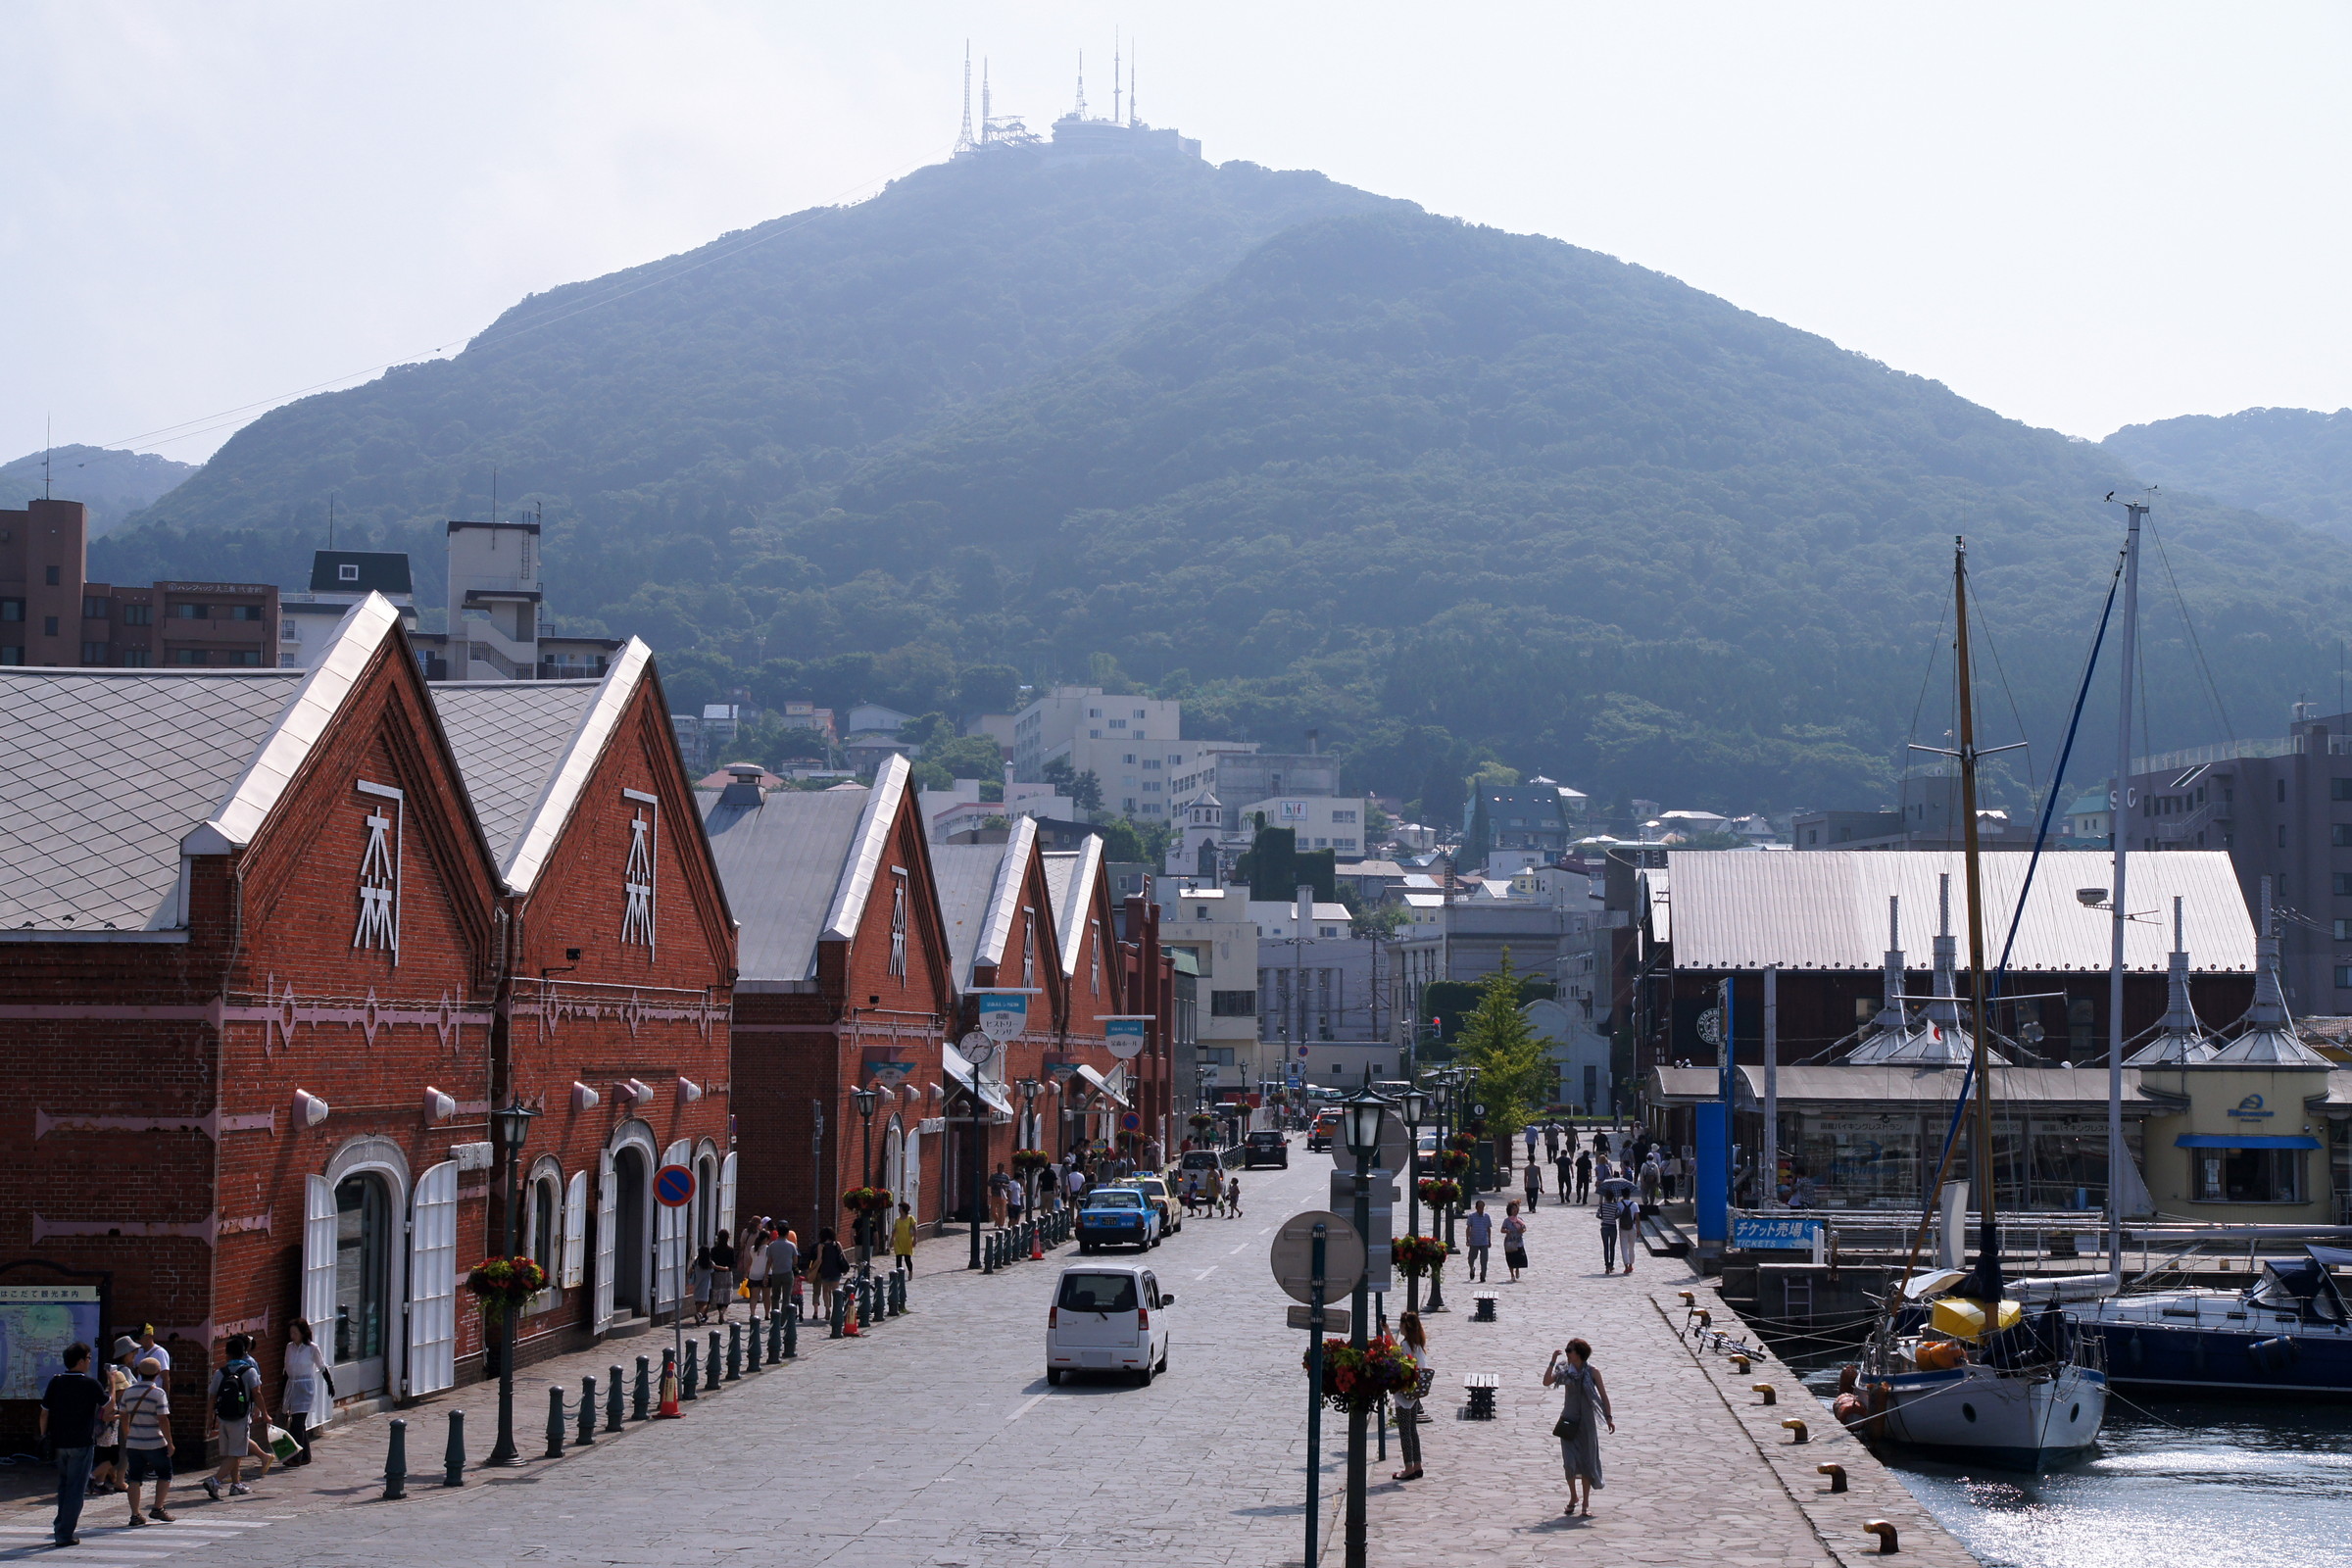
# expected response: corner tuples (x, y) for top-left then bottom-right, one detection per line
(1307, 727), (1319, 755)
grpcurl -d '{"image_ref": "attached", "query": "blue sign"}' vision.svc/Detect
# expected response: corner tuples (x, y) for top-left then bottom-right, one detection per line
(978, 993), (1030, 1041)
(654, 1164), (696, 1208)
(1733, 1215), (1824, 1251)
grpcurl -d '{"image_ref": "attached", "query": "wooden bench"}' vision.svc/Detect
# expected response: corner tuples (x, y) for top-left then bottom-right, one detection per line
(1464, 1372), (1499, 1420)
(1471, 1290), (1498, 1322)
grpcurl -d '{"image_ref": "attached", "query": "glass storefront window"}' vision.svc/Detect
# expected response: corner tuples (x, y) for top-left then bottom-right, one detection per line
(334, 1175), (388, 1363)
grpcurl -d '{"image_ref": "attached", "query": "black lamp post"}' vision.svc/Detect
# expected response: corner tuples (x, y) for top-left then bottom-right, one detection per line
(850, 1087), (879, 1259)
(485, 1097), (538, 1466)
(1428, 1070), (1458, 1313)
(1016, 1078), (1042, 1213)
(1338, 1083), (1391, 1568)
(1398, 1084), (1430, 1315)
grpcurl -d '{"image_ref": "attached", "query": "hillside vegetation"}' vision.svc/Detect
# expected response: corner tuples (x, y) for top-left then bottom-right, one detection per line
(2103, 407), (2352, 535)
(93, 143), (2352, 815)
(3, 445), (195, 537)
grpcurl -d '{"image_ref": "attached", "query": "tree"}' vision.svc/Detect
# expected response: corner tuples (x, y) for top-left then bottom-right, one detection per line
(1452, 952), (1553, 1137)
(1042, 757), (1102, 812)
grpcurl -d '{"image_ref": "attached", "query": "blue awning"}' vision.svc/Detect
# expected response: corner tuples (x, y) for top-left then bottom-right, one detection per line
(2175, 1134), (2322, 1151)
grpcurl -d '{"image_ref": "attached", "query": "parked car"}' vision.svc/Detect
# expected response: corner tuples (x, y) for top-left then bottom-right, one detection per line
(1243, 1130), (1289, 1169)
(1179, 1148), (1225, 1177)
(1075, 1187), (1161, 1251)
(1127, 1174), (1181, 1233)
(1046, 1263), (1174, 1385)
(1307, 1112), (1339, 1152)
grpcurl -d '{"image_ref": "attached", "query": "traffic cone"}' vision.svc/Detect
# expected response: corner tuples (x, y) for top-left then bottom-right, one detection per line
(657, 1357), (681, 1418)
(1030, 1226), (1045, 1261)
(844, 1295), (861, 1337)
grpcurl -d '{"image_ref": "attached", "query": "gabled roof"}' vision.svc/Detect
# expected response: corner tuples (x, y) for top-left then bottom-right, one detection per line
(702, 754), (915, 986)
(429, 638), (656, 890)
(934, 816), (1039, 987)
(1041, 835), (1105, 980)
(0, 595), (401, 936)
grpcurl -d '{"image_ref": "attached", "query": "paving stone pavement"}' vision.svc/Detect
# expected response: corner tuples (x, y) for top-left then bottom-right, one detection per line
(2, 1151), (1981, 1567)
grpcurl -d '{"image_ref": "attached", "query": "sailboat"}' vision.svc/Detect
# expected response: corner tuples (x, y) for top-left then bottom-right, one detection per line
(1848, 536), (2109, 1470)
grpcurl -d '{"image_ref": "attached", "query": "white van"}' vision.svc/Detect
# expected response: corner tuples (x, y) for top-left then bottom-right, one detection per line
(1045, 1263), (1174, 1386)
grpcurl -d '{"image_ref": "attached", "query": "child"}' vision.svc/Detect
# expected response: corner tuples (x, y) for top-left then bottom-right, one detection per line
(1225, 1174), (1243, 1217)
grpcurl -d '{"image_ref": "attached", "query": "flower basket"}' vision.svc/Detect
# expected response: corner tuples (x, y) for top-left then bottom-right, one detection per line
(1011, 1149), (1053, 1174)
(1391, 1234), (1450, 1279)
(1416, 1177), (1463, 1212)
(1303, 1334), (1421, 1413)
(842, 1186), (894, 1213)
(465, 1256), (547, 1322)
(1446, 1132), (1479, 1155)
(1436, 1149), (1472, 1179)
(1187, 1113), (1217, 1131)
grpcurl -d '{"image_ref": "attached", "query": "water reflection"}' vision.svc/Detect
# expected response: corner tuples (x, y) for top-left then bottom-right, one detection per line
(1794, 1360), (2352, 1568)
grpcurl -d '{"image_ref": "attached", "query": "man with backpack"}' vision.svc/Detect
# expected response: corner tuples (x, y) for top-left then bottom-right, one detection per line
(201, 1334), (270, 1501)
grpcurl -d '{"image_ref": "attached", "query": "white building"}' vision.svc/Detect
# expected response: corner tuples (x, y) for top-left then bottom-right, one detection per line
(1234, 794), (1369, 857)
(1010, 685), (1187, 814)
(918, 776), (1077, 841)
(1152, 883), (1264, 1094)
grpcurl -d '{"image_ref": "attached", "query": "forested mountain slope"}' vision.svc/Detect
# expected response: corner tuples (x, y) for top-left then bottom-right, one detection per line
(95, 142), (2352, 813)
(3, 445), (194, 537)
(2103, 407), (2352, 534)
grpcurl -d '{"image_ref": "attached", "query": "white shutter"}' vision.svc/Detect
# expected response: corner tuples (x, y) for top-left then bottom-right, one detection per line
(657, 1140), (690, 1313)
(562, 1170), (588, 1288)
(716, 1152), (738, 1242)
(302, 1175), (338, 1337)
(593, 1150), (617, 1331)
(408, 1161), (458, 1396)
(904, 1130), (921, 1220)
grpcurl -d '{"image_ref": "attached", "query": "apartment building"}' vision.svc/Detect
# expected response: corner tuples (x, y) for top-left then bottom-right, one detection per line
(1010, 685), (1186, 812)
(1152, 884), (1263, 1093)
(279, 550), (417, 667)
(1, 497), (275, 668)
(1234, 794), (1370, 857)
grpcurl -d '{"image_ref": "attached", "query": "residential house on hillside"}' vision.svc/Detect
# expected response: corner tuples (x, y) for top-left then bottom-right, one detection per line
(1466, 778), (1586, 869)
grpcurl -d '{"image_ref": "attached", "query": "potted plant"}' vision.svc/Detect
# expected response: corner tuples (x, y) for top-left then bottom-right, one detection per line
(1010, 1149), (1053, 1175)
(1416, 1177), (1463, 1212)
(841, 1186), (894, 1214)
(1303, 1333), (1422, 1413)
(465, 1256), (548, 1323)
(1391, 1234), (1450, 1279)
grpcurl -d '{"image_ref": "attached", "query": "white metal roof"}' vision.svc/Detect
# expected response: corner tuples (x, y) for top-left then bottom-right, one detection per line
(1666, 850), (2254, 973)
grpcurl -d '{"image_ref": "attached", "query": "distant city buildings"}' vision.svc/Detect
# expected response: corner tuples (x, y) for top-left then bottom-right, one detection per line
(2, 497), (276, 668)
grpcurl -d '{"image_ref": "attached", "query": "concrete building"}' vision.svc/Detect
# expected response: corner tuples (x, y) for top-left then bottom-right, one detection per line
(3, 497), (277, 669)
(1152, 883), (1263, 1096)
(1790, 769), (2038, 852)
(1391, 868), (1599, 1021)
(1466, 778), (1588, 868)
(279, 551), (419, 668)
(1253, 895), (1393, 1089)
(1234, 793), (1370, 857)
(917, 776), (1078, 841)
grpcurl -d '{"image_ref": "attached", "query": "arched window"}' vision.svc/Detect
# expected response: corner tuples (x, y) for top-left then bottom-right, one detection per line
(532, 1176), (560, 1280)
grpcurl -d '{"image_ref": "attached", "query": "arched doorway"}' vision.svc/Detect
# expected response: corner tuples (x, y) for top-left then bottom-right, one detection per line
(613, 1145), (651, 1316)
(332, 1172), (394, 1397)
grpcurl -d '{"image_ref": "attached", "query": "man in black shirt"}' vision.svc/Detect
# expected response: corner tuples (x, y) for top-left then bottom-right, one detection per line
(40, 1342), (107, 1546)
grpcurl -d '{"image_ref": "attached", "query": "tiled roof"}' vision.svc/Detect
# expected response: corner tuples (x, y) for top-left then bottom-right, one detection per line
(934, 844), (1010, 987)
(0, 668), (304, 932)
(431, 682), (602, 869)
(702, 785), (871, 984)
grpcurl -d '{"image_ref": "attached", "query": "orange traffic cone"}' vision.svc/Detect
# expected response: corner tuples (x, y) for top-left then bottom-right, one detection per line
(657, 1357), (681, 1417)
(1030, 1228), (1045, 1261)
(844, 1297), (861, 1336)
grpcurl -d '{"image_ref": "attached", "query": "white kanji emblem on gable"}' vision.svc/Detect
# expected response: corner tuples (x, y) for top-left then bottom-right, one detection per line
(353, 780), (404, 961)
(621, 790), (659, 952)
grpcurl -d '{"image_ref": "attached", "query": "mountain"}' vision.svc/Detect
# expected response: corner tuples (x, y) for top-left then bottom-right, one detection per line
(91, 136), (2352, 815)
(2, 445), (195, 537)
(2103, 408), (2352, 534)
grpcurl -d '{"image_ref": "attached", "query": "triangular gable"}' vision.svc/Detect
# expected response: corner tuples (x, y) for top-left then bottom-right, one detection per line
(821, 756), (956, 1019)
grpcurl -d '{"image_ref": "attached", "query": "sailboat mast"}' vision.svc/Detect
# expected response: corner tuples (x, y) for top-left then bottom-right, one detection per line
(2107, 502), (2144, 1279)
(1951, 537), (1999, 1294)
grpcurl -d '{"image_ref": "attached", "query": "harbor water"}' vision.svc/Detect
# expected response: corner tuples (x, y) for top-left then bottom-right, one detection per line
(1793, 1359), (2352, 1568)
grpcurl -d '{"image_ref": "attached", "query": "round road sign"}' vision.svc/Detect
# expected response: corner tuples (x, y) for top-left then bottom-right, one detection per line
(1270, 1210), (1365, 1305)
(1121, 1111), (1142, 1132)
(654, 1163), (695, 1208)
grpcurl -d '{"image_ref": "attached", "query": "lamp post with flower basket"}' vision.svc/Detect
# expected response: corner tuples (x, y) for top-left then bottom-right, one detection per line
(1396, 1085), (1431, 1311)
(1337, 1084), (1392, 1568)
(478, 1098), (540, 1466)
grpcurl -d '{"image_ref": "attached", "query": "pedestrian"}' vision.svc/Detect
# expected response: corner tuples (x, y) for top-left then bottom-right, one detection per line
(891, 1202), (917, 1274)
(1501, 1200), (1530, 1283)
(92, 1336), (136, 1497)
(40, 1341), (106, 1546)
(1004, 1171), (1026, 1228)
(765, 1227), (802, 1319)
(689, 1247), (715, 1325)
(1523, 1123), (1540, 1168)
(120, 1356), (174, 1525)
(1063, 1161), (1088, 1208)
(1575, 1149), (1592, 1204)
(744, 1223), (771, 1316)
(133, 1324), (172, 1375)
(1543, 1121), (1561, 1161)
(1596, 1189), (1623, 1273)
(1522, 1153), (1542, 1211)
(1226, 1174), (1243, 1216)
(200, 1333), (270, 1501)
(1464, 1200), (1494, 1282)
(1617, 1190), (1640, 1276)
(813, 1227), (849, 1321)
(279, 1318), (328, 1468)
(1543, 1338), (1614, 1517)
(1392, 1312), (1431, 1481)
(1639, 1156), (1663, 1214)
(710, 1230), (738, 1322)
(1553, 1150), (1573, 1206)
(988, 1163), (1014, 1228)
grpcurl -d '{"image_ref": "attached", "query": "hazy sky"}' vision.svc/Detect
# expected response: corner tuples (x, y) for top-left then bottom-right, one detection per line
(6, 2), (2347, 466)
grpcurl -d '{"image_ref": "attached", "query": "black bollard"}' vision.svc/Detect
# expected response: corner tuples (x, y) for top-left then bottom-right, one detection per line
(746, 1317), (762, 1372)
(578, 1376), (598, 1446)
(727, 1321), (743, 1380)
(682, 1341), (699, 1400)
(633, 1354), (651, 1421)
(829, 1287), (845, 1339)
(707, 1331), (722, 1394)
(546, 1385), (567, 1458)
(442, 1408), (466, 1487)
(771, 1310), (786, 1361)
(783, 1301), (800, 1358)
(384, 1417), (408, 1500)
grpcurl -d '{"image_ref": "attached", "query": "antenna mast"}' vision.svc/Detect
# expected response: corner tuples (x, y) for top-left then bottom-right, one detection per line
(980, 58), (992, 142)
(1113, 29), (1122, 124)
(956, 41), (976, 154)
(1129, 42), (1138, 124)
(1074, 51), (1087, 119)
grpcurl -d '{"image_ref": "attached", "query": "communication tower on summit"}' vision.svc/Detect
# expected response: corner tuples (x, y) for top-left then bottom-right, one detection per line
(955, 40), (977, 156)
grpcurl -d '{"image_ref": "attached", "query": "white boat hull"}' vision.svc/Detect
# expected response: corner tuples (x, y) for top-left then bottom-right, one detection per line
(1878, 1360), (2106, 1470)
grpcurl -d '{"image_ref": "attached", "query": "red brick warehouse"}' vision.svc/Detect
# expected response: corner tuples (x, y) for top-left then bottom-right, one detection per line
(0, 594), (730, 1451)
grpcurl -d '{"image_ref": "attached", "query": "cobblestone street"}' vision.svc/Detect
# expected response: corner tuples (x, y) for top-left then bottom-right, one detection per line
(3, 1147), (1979, 1568)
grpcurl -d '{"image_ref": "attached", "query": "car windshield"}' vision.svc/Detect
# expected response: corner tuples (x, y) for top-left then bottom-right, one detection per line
(1057, 1272), (1140, 1312)
(1090, 1191), (1144, 1208)
(1249, 1133), (1280, 1144)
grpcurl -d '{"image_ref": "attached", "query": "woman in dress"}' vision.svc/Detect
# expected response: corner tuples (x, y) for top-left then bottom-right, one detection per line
(1542, 1338), (1614, 1516)
(279, 1318), (328, 1467)
(1501, 1200), (1531, 1283)
(689, 1248), (715, 1326)
(1393, 1312), (1433, 1481)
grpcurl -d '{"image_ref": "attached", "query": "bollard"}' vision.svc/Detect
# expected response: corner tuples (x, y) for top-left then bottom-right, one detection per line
(1781, 1418), (1809, 1444)
(784, 1301), (800, 1358)
(1730, 1353), (1751, 1373)
(1694, 1308), (1712, 1331)
(633, 1354), (651, 1421)
(1817, 1463), (1848, 1494)
(682, 1341), (700, 1400)
(983, 1231), (996, 1274)
(1752, 1384), (1777, 1406)
(773, 1310), (788, 1361)
(546, 1385), (567, 1458)
(1863, 1521), (1899, 1554)
(890, 1270), (906, 1315)
(829, 1290), (846, 1339)
(707, 1331), (722, 1393)
(726, 1322), (742, 1380)
(607, 1365), (624, 1432)
(384, 1416), (408, 1500)
(863, 1275), (879, 1325)
(746, 1317), (762, 1371)
(578, 1376), (598, 1446)
(443, 1408), (466, 1487)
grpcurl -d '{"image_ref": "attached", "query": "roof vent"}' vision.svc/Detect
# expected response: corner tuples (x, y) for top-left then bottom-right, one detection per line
(719, 762), (766, 809)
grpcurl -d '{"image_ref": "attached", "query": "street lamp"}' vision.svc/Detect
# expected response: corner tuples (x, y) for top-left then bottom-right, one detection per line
(1016, 1078), (1042, 1215)
(850, 1087), (880, 1260)
(485, 1097), (538, 1467)
(1397, 1085), (1430, 1315)
(1338, 1083), (1391, 1568)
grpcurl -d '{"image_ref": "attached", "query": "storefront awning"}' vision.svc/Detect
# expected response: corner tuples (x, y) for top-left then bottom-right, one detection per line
(1075, 1062), (1131, 1109)
(2175, 1134), (2322, 1151)
(942, 1041), (1016, 1117)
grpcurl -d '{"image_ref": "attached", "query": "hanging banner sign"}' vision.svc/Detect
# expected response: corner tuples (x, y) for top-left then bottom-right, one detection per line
(1103, 1017), (1151, 1059)
(978, 993), (1029, 1042)
(1733, 1215), (1824, 1251)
